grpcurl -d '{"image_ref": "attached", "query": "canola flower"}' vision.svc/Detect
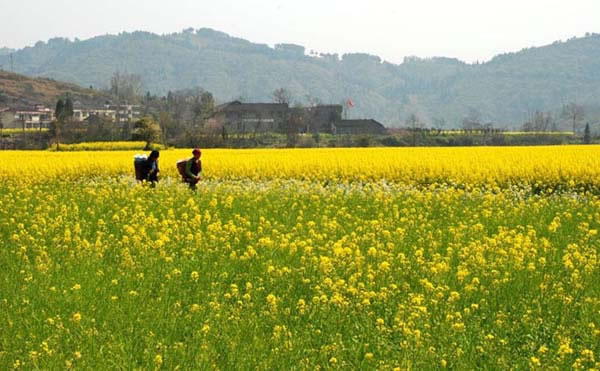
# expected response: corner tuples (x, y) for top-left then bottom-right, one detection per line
(1, 148), (599, 368)
(1, 128), (49, 134)
(1, 146), (600, 190)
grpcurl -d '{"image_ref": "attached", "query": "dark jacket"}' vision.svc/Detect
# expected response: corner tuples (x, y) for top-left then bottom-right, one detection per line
(138, 159), (159, 181)
(185, 158), (201, 178)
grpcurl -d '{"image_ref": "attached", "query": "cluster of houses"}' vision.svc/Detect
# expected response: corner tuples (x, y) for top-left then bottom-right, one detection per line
(209, 101), (387, 135)
(1, 105), (54, 129)
(1, 100), (387, 135)
(0, 103), (141, 130)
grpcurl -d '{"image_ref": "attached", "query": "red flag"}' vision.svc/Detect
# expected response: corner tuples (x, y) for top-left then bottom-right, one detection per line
(347, 99), (355, 108)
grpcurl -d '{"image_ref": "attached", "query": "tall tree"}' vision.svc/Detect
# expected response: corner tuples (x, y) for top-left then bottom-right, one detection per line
(563, 103), (585, 134)
(305, 95), (322, 107)
(286, 104), (306, 147)
(462, 109), (482, 131)
(272, 88), (292, 105)
(64, 97), (74, 119)
(191, 92), (215, 127)
(132, 116), (161, 150)
(55, 99), (65, 119)
(584, 122), (591, 144)
(110, 71), (143, 104)
(431, 117), (447, 135)
(200, 92), (215, 118)
(158, 111), (176, 142)
(405, 113), (424, 146)
(51, 99), (66, 150)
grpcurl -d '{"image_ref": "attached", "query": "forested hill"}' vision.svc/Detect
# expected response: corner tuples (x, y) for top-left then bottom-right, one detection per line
(0, 70), (107, 109)
(2, 28), (600, 128)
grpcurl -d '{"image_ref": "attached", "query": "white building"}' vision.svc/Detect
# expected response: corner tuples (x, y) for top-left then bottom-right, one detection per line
(73, 109), (117, 123)
(14, 105), (54, 129)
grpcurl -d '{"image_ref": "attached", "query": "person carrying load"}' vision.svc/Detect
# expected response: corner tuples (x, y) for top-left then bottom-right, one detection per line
(134, 150), (160, 187)
(177, 148), (202, 190)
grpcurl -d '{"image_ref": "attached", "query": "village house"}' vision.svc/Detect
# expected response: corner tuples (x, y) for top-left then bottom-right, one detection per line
(209, 101), (383, 135)
(209, 101), (288, 133)
(0, 107), (16, 128)
(3, 104), (130, 128)
(14, 105), (54, 129)
(333, 119), (387, 135)
(293, 105), (343, 133)
(73, 108), (117, 123)
(104, 103), (141, 124)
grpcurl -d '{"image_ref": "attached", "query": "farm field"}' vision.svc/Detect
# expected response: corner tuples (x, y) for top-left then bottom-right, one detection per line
(0, 128), (49, 134)
(1, 147), (600, 369)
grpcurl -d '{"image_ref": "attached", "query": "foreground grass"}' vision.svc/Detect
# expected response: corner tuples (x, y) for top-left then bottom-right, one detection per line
(1, 178), (599, 369)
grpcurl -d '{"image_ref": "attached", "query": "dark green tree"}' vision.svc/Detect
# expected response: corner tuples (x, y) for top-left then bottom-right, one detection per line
(200, 92), (215, 122)
(191, 92), (216, 127)
(584, 122), (591, 144)
(64, 97), (74, 119)
(55, 99), (65, 119)
(51, 99), (66, 150)
(132, 116), (161, 150)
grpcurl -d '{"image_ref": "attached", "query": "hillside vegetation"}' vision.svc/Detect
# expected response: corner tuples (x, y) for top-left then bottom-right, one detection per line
(2, 29), (600, 128)
(0, 70), (107, 108)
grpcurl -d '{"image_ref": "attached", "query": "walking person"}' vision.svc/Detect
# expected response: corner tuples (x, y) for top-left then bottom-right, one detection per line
(135, 150), (160, 187)
(177, 148), (202, 190)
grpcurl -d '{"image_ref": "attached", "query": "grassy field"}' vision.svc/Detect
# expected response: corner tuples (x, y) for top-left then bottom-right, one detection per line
(1, 147), (600, 369)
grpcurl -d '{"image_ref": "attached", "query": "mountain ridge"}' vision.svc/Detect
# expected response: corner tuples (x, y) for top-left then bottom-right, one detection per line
(2, 28), (600, 128)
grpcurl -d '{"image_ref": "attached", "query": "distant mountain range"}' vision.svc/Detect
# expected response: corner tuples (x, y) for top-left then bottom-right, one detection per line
(1, 28), (600, 128)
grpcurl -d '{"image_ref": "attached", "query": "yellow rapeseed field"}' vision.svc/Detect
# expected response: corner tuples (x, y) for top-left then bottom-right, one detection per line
(1, 145), (599, 189)
(0, 128), (49, 134)
(1, 146), (599, 369)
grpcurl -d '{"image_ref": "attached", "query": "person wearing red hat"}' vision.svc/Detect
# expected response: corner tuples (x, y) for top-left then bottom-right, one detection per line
(176, 148), (202, 190)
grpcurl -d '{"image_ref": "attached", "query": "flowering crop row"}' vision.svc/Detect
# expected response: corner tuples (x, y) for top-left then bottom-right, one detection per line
(1, 146), (599, 190)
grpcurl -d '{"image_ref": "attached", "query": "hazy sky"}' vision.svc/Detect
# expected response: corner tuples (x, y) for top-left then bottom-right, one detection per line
(1, 0), (599, 63)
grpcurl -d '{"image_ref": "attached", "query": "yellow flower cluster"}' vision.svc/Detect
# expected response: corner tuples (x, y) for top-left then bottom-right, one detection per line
(0, 146), (599, 189)
(1, 128), (49, 134)
(1, 147), (599, 368)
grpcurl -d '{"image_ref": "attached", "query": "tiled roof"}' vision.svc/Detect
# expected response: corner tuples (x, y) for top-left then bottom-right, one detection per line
(217, 101), (289, 112)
